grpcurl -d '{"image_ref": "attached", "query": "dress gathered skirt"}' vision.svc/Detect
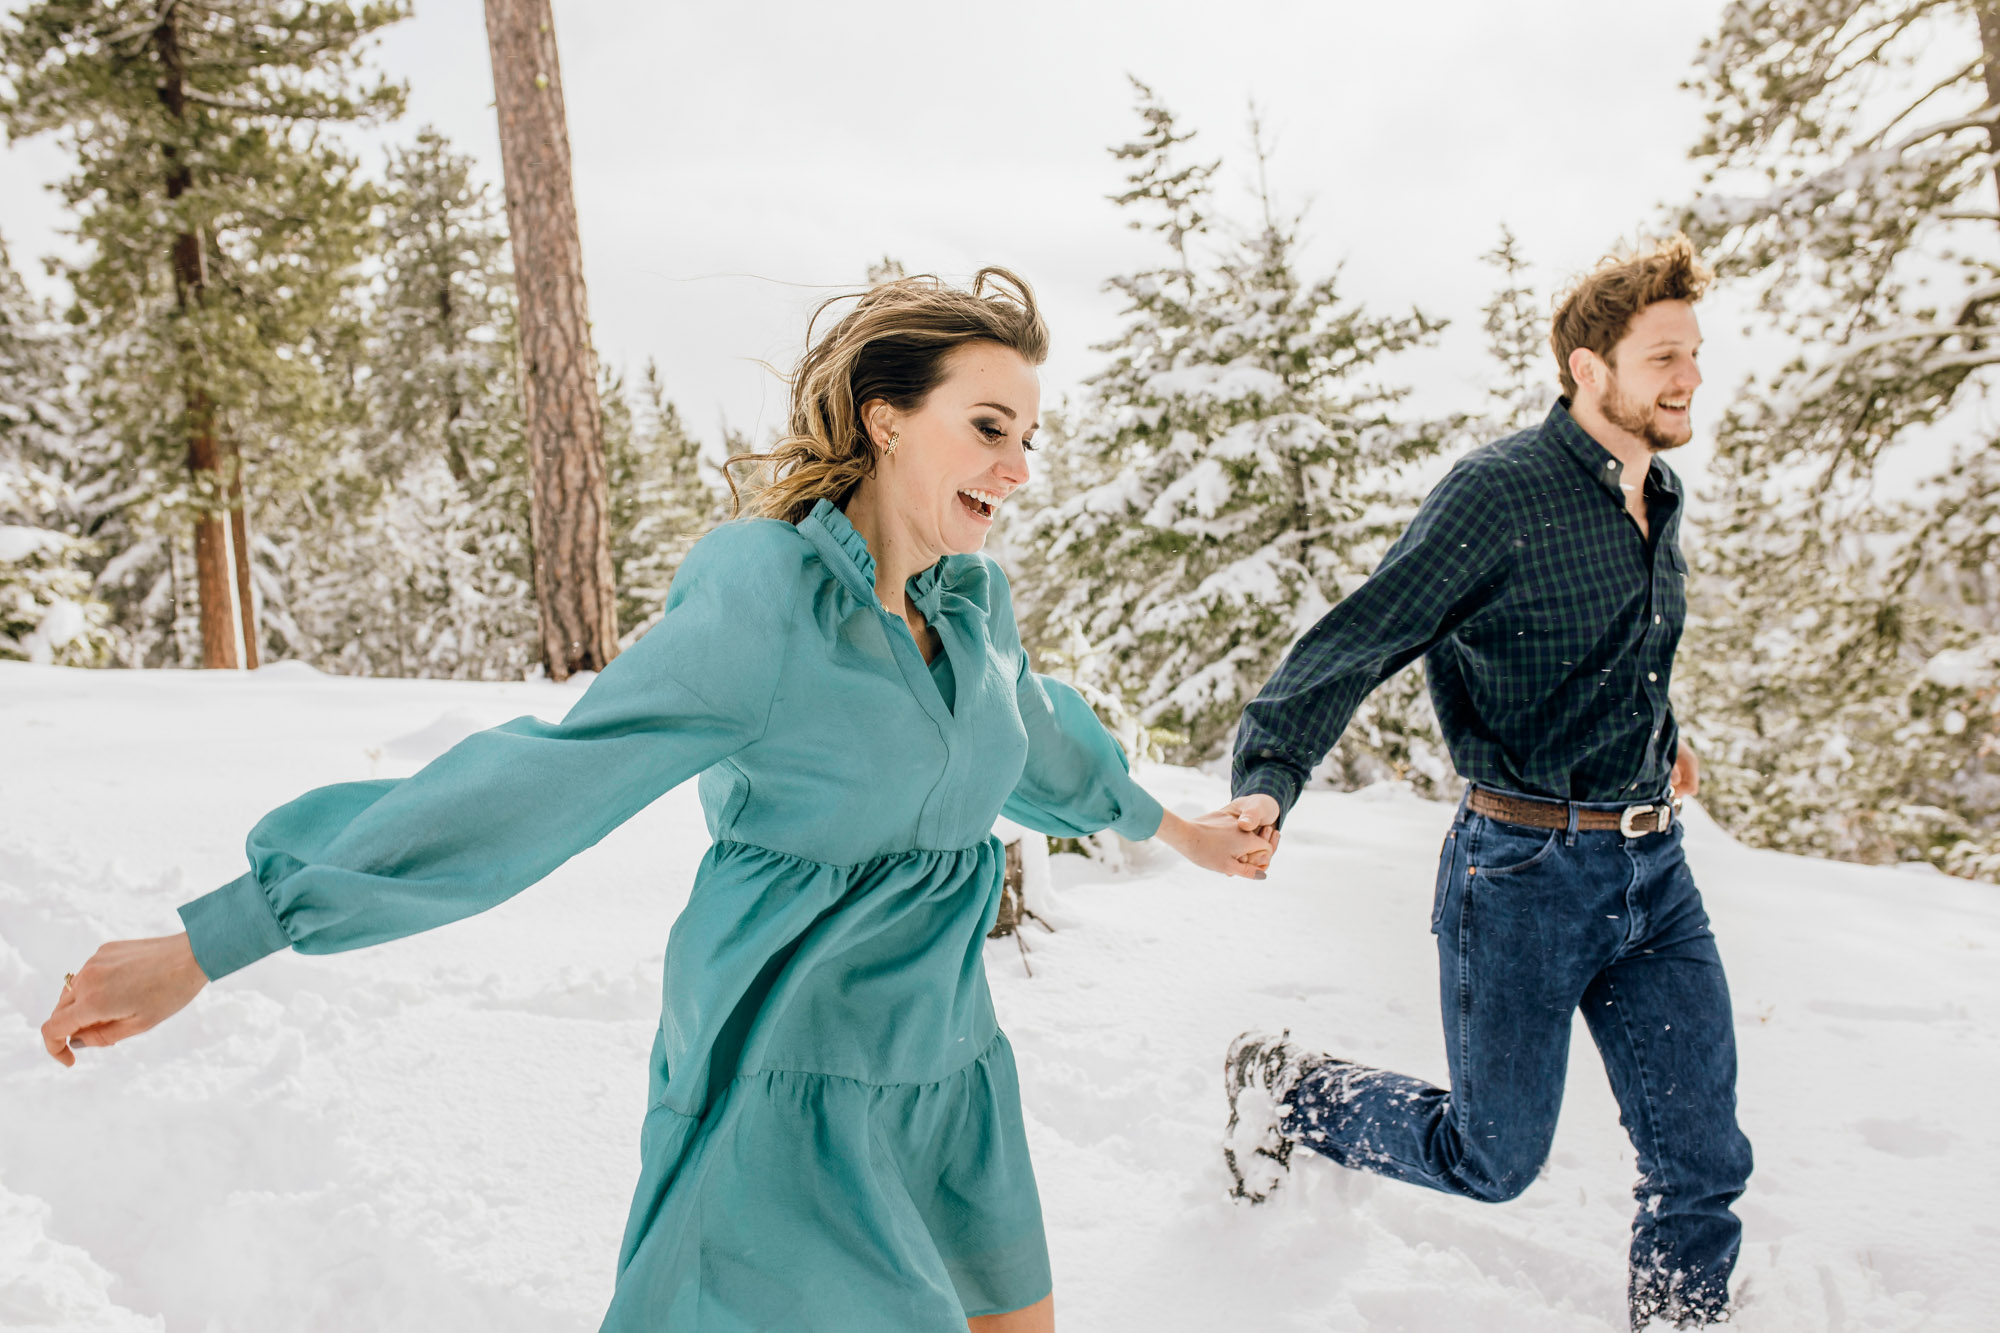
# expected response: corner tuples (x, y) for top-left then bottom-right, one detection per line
(176, 500), (1163, 1330)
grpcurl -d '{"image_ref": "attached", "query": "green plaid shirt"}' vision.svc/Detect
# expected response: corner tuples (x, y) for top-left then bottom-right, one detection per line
(1233, 400), (1687, 819)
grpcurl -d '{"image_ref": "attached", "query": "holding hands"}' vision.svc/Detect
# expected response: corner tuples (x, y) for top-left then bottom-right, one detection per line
(1221, 794), (1281, 862)
(1157, 798), (1280, 879)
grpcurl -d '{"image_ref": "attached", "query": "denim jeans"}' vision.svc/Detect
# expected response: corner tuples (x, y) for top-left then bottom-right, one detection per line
(1283, 789), (1754, 1328)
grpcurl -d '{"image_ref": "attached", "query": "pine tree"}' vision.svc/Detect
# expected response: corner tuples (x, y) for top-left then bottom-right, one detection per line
(0, 230), (114, 665)
(1481, 225), (1554, 433)
(254, 128), (538, 679)
(1, 0), (407, 668)
(1678, 0), (2000, 874)
(484, 0), (618, 679)
(1018, 98), (1451, 780)
(607, 360), (724, 641)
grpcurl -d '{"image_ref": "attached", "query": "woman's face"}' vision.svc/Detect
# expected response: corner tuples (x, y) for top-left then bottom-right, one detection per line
(865, 342), (1038, 558)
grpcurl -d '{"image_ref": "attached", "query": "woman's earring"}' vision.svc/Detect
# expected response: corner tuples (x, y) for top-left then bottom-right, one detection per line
(883, 431), (900, 458)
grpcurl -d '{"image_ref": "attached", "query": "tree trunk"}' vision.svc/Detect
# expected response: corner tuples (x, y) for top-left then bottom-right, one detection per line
(156, 3), (252, 669)
(483, 0), (619, 679)
(227, 454), (259, 669)
(184, 392), (237, 669)
(1980, 3), (2000, 212)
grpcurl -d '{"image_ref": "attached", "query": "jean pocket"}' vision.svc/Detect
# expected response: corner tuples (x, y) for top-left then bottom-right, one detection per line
(1470, 820), (1562, 876)
(1431, 829), (1461, 932)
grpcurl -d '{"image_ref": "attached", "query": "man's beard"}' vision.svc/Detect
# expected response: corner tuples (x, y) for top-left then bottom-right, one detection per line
(1600, 371), (1692, 452)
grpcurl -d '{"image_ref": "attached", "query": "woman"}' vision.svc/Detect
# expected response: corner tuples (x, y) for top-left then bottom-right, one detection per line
(40, 268), (1273, 1331)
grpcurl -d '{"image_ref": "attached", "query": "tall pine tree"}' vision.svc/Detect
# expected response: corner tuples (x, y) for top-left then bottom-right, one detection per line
(255, 128), (538, 679)
(1481, 225), (1554, 433)
(1019, 96), (1451, 781)
(1, 0), (407, 668)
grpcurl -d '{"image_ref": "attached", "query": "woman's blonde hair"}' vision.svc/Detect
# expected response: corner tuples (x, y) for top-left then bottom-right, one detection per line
(727, 267), (1049, 523)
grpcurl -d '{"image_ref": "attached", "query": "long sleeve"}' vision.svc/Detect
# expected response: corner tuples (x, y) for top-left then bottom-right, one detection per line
(981, 561), (1163, 842)
(178, 521), (802, 981)
(1231, 459), (1514, 822)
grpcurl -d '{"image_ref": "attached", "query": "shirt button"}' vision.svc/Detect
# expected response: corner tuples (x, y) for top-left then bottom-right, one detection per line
(1605, 460), (1617, 470)
(1648, 672), (1658, 682)
(1654, 614), (1662, 624)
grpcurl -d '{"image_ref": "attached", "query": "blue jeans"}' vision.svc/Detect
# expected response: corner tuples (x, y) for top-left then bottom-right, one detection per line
(1284, 790), (1754, 1328)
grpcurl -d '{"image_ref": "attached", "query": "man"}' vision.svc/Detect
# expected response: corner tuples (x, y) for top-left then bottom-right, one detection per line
(1219, 235), (1752, 1330)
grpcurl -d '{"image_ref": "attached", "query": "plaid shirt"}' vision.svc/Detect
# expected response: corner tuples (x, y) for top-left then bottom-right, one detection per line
(1233, 400), (1686, 819)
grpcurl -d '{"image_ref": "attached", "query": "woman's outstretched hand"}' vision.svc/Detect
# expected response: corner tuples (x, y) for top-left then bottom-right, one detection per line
(1156, 807), (1277, 879)
(41, 932), (207, 1067)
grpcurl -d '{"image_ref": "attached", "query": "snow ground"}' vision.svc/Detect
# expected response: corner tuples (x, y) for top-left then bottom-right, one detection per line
(2, 662), (1997, 1332)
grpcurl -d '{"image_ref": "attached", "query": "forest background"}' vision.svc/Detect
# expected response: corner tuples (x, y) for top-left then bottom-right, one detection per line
(8, 0), (2000, 883)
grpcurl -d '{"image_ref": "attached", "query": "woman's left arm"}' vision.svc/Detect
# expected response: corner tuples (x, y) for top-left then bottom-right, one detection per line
(1001, 668), (1270, 878)
(986, 563), (1269, 877)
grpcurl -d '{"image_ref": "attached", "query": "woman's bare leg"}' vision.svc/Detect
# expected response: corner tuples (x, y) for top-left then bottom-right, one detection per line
(968, 1293), (1053, 1333)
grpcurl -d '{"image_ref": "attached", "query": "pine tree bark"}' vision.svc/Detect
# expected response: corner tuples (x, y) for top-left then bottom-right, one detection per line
(226, 454), (259, 669)
(1981, 3), (2000, 212)
(156, 2), (253, 669)
(484, 0), (619, 679)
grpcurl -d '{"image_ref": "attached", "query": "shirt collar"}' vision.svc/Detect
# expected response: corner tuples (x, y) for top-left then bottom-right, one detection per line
(796, 498), (948, 616)
(1543, 398), (1679, 502)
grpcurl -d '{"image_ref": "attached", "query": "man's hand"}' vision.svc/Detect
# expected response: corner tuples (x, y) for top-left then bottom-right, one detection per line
(1220, 794), (1282, 868)
(1670, 737), (1701, 800)
(1157, 808), (1277, 878)
(42, 933), (207, 1067)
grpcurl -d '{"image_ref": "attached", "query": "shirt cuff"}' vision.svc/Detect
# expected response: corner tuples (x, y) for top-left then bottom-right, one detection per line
(1107, 779), (1166, 843)
(178, 871), (292, 981)
(1233, 763), (1303, 827)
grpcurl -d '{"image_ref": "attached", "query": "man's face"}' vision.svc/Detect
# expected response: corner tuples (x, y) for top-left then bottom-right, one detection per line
(1593, 300), (1703, 452)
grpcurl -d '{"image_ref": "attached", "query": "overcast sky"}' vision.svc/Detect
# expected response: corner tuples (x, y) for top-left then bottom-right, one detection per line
(1, 0), (1745, 464)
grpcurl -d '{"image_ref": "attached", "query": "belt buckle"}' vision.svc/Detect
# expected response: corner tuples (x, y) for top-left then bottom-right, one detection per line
(1618, 803), (1659, 838)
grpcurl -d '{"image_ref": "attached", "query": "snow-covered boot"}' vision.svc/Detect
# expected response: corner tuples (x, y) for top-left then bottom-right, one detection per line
(1222, 1029), (1319, 1203)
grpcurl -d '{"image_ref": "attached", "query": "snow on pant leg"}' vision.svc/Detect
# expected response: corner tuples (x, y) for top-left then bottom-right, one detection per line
(1580, 823), (1753, 1329)
(1286, 812), (1618, 1203)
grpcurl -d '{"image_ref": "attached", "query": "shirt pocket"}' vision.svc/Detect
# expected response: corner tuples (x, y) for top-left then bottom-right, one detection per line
(1655, 544), (1689, 634)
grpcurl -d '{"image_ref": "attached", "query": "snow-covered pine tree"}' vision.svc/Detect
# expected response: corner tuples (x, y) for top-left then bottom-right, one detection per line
(1019, 98), (1451, 785)
(0, 230), (114, 665)
(1, 0), (406, 669)
(1678, 0), (2000, 875)
(246, 128), (537, 679)
(1482, 225), (1555, 433)
(608, 360), (725, 642)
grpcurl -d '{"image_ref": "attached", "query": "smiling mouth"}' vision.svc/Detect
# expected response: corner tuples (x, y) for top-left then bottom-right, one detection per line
(958, 488), (1001, 521)
(1658, 399), (1690, 413)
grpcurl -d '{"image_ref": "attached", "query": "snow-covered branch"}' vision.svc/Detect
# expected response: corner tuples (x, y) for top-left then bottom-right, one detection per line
(1696, 106), (2000, 230)
(1785, 279), (2000, 398)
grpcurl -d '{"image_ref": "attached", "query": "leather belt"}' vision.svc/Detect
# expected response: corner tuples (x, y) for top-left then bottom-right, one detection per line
(1468, 788), (1680, 838)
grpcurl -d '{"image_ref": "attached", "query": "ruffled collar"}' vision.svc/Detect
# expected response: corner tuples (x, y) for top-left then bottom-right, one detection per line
(797, 499), (948, 617)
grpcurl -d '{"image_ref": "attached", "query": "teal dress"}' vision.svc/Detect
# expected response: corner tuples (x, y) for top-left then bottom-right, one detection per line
(176, 500), (1164, 1330)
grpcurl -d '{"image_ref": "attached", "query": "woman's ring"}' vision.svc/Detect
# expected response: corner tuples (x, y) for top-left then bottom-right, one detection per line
(63, 972), (75, 992)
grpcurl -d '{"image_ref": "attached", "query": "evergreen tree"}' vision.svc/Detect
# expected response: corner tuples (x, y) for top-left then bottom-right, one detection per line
(1679, 0), (2000, 874)
(0, 231), (114, 665)
(865, 256), (907, 285)
(484, 0), (618, 680)
(608, 360), (724, 641)
(1481, 225), (1554, 432)
(1019, 98), (1451, 781)
(1, 0), (407, 668)
(255, 128), (537, 679)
